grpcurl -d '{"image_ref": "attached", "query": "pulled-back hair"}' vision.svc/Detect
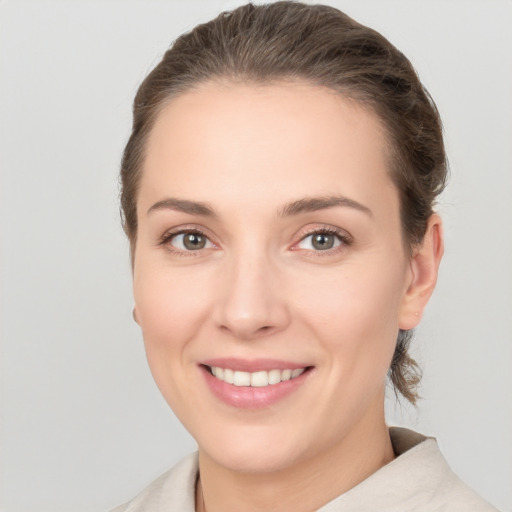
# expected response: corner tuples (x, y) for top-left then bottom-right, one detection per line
(120, 1), (447, 404)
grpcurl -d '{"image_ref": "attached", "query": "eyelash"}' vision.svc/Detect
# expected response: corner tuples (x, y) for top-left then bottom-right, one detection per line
(158, 226), (352, 257)
(294, 226), (352, 255)
(158, 227), (213, 257)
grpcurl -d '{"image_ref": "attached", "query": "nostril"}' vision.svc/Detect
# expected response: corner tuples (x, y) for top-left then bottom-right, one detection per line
(218, 323), (274, 340)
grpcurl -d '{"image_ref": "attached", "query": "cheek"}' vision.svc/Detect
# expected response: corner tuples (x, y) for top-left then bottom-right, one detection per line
(133, 264), (220, 424)
(134, 260), (211, 332)
(132, 262), (214, 383)
(295, 259), (406, 375)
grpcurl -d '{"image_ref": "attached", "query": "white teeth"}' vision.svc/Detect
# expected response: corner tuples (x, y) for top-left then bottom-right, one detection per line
(224, 368), (234, 384)
(251, 371), (268, 387)
(233, 371), (251, 386)
(268, 369), (281, 385)
(212, 367), (224, 379)
(209, 366), (306, 387)
(281, 369), (292, 381)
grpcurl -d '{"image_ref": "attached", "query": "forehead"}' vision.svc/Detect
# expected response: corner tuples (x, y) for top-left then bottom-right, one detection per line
(139, 80), (396, 216)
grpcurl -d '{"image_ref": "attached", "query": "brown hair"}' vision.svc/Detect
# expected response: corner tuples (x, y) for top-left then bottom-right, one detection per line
(120, 1), (447, 404)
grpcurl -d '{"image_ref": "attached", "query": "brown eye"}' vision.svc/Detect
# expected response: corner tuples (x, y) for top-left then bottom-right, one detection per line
(169, 232), (212, 251)
(183, 233), (206, 250)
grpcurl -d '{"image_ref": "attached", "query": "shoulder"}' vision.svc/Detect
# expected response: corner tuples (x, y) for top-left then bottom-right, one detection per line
(110, 452), (198, 512)
(319, 427), (500, 512)
(391, 427), (499, 512)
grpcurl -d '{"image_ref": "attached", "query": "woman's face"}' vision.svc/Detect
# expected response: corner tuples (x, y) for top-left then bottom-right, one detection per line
(133, 81), (417, 473)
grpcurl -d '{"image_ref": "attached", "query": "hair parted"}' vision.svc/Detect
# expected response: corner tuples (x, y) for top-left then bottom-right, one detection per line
(120, 1), (447, 404)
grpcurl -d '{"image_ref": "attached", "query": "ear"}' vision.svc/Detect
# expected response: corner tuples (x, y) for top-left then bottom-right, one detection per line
(399, 214), (444, 330)
(132, 307), (140, 325)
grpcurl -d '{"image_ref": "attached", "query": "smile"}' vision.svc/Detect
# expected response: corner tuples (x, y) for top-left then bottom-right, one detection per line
(208, 366), (306, 387)
(201, 360), (313, 409)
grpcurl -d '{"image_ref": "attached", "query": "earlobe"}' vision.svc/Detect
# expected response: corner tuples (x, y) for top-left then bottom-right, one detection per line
(399, 214), (444, 330)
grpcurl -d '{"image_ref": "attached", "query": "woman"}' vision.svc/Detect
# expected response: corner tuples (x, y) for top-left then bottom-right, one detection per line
(113, 2), (498, 511)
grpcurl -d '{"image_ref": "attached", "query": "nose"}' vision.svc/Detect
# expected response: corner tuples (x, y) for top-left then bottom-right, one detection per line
(212, 251), (290, 341)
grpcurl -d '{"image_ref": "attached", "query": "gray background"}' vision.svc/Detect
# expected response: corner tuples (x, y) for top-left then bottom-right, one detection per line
(0, 1), (510, 511)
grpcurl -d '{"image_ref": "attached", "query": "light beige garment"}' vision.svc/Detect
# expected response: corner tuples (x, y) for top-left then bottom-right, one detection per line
(111, 427), (499, 511)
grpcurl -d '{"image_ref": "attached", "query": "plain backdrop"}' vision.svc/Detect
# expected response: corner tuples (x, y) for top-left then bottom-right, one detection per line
(0, 1), (511, 511)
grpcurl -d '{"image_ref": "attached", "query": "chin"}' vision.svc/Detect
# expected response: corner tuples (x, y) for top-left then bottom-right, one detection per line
(197, 422), (309, 474)
(208, 445), (301, 475)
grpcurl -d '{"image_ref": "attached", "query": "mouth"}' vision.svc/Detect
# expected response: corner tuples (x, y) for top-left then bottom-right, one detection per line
(205, 365), (308, 387)
(199, 361), (314, 409)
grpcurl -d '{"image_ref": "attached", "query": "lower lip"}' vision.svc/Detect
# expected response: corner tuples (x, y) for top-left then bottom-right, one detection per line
(200, 366), (311, 409)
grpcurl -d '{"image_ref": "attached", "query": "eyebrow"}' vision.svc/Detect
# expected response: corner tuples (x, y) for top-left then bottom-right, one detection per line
(279, 195), (373, 218)
(147, 194), (372, 219)
(147, 198), (217, 217)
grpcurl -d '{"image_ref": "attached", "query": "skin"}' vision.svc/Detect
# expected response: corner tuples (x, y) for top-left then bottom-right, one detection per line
(132, 81), (443, 512)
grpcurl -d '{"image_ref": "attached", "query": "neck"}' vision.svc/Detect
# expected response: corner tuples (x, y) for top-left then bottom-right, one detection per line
(196, 399), (394, 512)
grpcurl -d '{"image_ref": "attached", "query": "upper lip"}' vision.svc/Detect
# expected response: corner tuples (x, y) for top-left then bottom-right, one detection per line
(201, 358), (311, 372)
